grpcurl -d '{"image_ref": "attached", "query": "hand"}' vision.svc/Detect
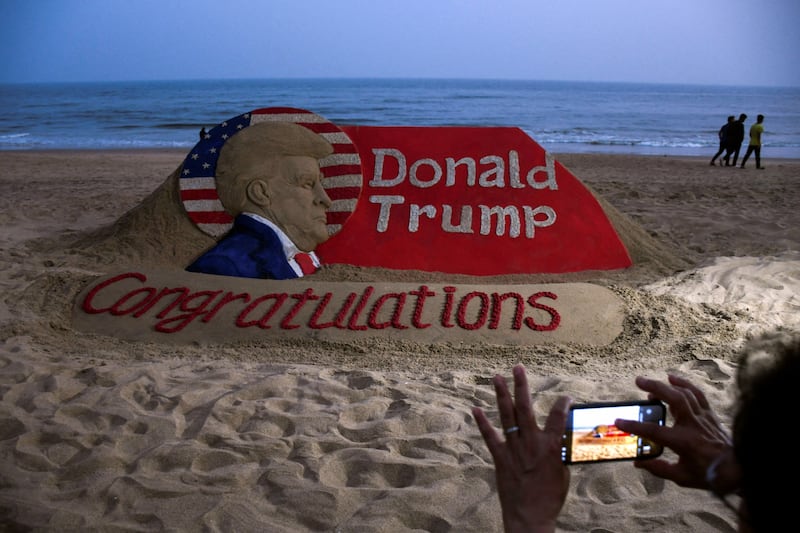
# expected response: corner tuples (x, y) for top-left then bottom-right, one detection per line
(615, 374), (740, 494)
(472, 364), (572, 533)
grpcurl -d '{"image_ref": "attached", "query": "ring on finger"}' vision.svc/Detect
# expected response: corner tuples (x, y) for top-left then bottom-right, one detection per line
(505, 426), (520, 435)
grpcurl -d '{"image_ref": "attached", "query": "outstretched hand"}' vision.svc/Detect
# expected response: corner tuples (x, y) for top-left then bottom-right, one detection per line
(615, 374), (740, 495)
(472, 364), (572, 533)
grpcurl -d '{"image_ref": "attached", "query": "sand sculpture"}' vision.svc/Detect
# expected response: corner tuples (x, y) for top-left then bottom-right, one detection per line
(71, 107), (690, 347)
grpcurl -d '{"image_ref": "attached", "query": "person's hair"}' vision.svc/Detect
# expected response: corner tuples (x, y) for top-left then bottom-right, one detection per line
(757, 114), (764, 122)
(728, 115), (735, 121)
(733, 331), (800, 531)
(739, 114), (747, 120)
(215, 121), (333, 214)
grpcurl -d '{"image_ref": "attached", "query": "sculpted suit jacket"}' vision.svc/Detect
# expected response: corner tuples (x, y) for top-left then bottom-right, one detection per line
(186, 213), (316, 280)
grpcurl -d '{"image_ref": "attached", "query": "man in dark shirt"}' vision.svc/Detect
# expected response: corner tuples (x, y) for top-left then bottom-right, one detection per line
(710, 115), (734, 166)
(723, 113), (747, 166)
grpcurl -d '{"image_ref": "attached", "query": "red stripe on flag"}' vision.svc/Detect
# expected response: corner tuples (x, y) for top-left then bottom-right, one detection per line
(189, 212), (234, 224)
(180, 189), (220, 201)
(324, 187), (362, 201)
(298, 122), (344, 134)
(322, 164), (362, 176)
(331, 143), (359, 153)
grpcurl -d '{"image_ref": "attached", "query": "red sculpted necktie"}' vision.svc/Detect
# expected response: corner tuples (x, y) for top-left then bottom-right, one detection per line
(294, 253), (318, 276)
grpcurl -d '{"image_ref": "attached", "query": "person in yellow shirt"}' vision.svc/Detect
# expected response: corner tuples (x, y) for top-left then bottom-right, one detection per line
(740, 114), (765, 169)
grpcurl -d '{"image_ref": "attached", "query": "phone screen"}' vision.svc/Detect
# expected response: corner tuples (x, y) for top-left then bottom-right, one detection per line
(561, 400), (666, 464)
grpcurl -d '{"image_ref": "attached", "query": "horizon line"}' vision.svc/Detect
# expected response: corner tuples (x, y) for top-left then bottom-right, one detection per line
(1, 76), (797, 91)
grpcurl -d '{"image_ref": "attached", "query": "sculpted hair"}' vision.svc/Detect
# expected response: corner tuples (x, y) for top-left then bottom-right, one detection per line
(733, 331), (800, 531)
(215, 122), (334, 214)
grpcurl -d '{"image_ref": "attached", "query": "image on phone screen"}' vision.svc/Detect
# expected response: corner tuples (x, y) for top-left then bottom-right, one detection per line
(561, 400), (666, 464)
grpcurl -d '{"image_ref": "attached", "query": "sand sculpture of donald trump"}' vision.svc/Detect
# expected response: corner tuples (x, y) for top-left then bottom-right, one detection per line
(186, 121), (334, 279)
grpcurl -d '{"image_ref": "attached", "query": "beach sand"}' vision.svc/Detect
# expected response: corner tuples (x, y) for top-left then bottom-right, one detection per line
(1, 149), (799, 531)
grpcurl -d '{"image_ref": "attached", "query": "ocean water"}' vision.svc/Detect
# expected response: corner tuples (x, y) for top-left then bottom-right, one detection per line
(1, 78), (798, 157)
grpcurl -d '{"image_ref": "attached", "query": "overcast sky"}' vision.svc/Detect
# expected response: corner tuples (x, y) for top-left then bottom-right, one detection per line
(2, 0), (799, 87)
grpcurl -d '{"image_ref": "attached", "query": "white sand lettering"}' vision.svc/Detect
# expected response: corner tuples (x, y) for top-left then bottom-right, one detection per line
(370, 148), (558, 190)
(368, 148), (558, 236)
(370, 195), (556, 236)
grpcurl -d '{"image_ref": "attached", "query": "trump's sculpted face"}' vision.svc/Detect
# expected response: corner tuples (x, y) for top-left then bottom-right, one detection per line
(259, 155), (332, 252)
(213, 121), (335, 253)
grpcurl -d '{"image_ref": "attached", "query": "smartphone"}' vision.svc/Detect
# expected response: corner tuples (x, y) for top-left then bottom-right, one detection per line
(561, 400), (666, 464)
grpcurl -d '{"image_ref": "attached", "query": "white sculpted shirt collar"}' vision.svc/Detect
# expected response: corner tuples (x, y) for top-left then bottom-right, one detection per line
(243, 212), (320, 277)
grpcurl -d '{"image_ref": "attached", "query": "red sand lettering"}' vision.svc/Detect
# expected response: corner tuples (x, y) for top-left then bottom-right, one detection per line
(81, 272), (561, 334)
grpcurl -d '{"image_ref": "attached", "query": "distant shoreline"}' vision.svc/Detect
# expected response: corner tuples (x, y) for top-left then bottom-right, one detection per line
(2, 147), (799, 164)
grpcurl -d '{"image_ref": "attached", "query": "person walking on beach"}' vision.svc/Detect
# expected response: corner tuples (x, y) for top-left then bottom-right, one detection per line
(723, 113), (747, 166)
(740, 114), (765, 169)
(710, 115), (734, 166)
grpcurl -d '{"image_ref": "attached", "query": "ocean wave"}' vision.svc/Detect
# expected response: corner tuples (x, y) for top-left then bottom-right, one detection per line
(0, 132), (32, 146)
(0, 135), (194, 150)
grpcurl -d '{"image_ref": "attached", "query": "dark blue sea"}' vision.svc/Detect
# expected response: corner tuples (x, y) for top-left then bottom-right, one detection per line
(1, 78), (799, 157)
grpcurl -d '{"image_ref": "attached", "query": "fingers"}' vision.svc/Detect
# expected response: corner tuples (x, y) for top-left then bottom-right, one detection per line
(636, 374), (708, 408)
(493, 373), (518, 434)
(631, 458), (683, 483)
(472, 406), (503, 458)
(614, 418), (651, 438)
(492, 364), (535, 439)
(473, 368), (530, 469)
(544, 395), (571, 435)
(512, 364), (535, 434)
(634, 376), (676, 400)
(633, 457), (706, 489)
(668, 374), (710, 410)
(476, 365), (568, 453)
(635, 376), (696, 415)
(614, 417), (681, 450)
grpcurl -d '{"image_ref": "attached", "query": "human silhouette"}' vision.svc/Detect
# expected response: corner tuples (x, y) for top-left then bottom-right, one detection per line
(199, 127), (207, 140)
(710, 115), (734, 166)
(740, 114), (765, 169)
(723, 113), (747, 166)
